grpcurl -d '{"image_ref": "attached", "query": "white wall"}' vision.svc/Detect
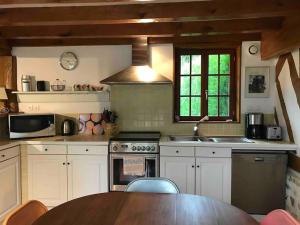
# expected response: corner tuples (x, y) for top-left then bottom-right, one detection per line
(12, 45), (131, 113)
(276, 49), (300, 153)
(151, 41), (277, 114)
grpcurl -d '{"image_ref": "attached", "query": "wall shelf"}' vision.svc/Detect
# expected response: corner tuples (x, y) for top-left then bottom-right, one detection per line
(12, 91), (108, 95)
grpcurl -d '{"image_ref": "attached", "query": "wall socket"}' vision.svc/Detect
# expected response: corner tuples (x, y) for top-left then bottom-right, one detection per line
(27, 104), (40, 112)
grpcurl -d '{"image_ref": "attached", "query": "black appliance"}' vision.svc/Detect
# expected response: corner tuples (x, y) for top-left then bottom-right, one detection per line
(61, 119), (75, 136)
(245, 113), (264, 139)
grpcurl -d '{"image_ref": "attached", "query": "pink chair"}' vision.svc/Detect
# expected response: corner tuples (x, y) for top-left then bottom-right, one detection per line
(261, 209), (300, 225)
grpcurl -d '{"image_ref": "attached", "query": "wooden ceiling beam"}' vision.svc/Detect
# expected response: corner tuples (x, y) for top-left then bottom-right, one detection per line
(0, 0), (298, 26)
(0, 17), (282, 38)
(148, 33), (261, 44)
(7, 37), (135, 46)
(261, 16), (300, 60)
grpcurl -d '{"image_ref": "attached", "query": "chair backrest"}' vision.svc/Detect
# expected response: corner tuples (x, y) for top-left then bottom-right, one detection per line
(3, 200), (48, 225)
(125, 177), (180, 194)
(260, 210), (300, 225)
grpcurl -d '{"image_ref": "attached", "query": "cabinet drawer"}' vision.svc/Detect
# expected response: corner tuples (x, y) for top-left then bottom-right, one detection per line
(27, 145), (67, 155)
(160, 146), (195, 157)
(196, 147), (231, 158)
(68, 145), (108, 155)
(0, 146), (20, 162)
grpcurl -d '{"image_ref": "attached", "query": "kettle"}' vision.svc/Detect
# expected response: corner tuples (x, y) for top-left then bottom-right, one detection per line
(61, 119), (75, 136)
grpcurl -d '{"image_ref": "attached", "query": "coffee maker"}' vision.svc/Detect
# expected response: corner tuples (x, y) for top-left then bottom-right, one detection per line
(245, 113), (264, 139)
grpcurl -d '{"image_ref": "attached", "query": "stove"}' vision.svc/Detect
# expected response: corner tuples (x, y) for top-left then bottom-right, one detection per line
(109, 131), (161, 153)
(109, 132), (160, 191)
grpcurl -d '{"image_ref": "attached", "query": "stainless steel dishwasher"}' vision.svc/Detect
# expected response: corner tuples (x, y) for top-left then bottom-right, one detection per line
(232, 151), (288, 215)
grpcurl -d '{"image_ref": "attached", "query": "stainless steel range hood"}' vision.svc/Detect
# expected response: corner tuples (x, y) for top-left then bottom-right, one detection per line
(100, 40), (172, 85)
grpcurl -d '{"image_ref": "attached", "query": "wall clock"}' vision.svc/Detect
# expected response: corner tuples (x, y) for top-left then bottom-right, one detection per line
(60, 52), (78, 70)
(248, 45), (259, 55)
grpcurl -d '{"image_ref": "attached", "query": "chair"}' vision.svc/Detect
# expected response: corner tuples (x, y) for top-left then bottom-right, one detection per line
(125, 177), (180, 194)
(260, 209), (300, 225)
(3, 200), (48, 225)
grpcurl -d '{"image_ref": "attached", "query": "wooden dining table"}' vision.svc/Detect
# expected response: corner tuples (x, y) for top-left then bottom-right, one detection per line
(33, 192), (259, 225)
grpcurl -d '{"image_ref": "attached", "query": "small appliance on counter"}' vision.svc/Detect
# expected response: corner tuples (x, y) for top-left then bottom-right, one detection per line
(245, 113), (265, 139)
(61, 119), (75, 136)
(36, 81), (46, 91)
(9, 113), (55, 139)
(265, 126), (282, 140)
(21, 75), (32, 92)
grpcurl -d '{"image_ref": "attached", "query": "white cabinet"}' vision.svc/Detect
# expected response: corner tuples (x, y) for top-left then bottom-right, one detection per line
(28, 155), (67, 207)
(160, 157), (195, 194)
(0, 146), (20, 222)
(27, 144), (108, 207)
(160, 145), (231, 203)
(68, 155), (108, 200)
(196, 157), (231, 203)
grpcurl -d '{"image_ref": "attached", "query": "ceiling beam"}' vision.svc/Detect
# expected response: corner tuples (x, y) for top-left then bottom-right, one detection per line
(7, 37), (135, 47)
(0, 0), (297, 26)
(261, 16), (300, 60)
(0, 17), (282, 38)
(148, 33), (261, 44)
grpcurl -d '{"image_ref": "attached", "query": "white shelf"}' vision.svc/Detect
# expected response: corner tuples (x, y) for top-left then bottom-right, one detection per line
(12, 91), (108, 95)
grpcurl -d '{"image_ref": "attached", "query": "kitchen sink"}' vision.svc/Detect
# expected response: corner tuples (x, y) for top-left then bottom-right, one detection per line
(209, 137), (254, 143)
(169, 135), (254, 143)
(168, 136), (214, 142)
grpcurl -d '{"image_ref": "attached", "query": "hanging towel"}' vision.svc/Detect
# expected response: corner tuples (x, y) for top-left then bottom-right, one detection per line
(123, 156), (145, 176)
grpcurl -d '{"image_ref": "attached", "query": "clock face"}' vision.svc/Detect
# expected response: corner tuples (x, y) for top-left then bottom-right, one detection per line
(60, 52), (78, 70)
(248, 45), (259, 55)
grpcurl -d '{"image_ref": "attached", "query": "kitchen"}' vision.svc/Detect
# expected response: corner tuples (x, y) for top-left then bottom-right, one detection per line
(0, 1), (300, 225)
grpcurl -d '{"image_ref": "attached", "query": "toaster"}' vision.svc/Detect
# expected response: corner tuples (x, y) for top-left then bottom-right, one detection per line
(266, 126), (282, 140)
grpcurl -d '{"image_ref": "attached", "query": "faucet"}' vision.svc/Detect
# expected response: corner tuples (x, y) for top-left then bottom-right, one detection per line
(193, 115), (209, 136)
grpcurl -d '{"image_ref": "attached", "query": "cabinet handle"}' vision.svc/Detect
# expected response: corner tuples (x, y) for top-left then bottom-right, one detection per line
(85, 149), (89, 152)
(1, 154), (5, 157)
(197, 165), (200, 168)
(176, 150), (179, 153)
(192, 165), (195, 168)
(45, 148), (48, 151)
(63, 162), (66, 165)
(212, 151), (215, 154)
(67, 162), (70, 165)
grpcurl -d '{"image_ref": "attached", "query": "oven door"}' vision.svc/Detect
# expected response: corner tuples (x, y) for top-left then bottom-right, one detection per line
(110, 154), (159, 191)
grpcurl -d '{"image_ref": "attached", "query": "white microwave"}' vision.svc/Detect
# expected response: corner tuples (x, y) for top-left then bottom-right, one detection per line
(9, 114), (56, 139)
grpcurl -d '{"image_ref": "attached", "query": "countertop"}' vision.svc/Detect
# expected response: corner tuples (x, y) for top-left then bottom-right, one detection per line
(160, 136), (298, 151)
(0, 135), (110, 151)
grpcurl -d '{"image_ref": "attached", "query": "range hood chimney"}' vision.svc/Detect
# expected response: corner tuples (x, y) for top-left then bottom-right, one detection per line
(100, 38), (172, 85)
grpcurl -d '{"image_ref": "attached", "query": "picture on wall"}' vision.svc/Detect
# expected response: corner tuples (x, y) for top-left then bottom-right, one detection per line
(245, 66), (270, 98)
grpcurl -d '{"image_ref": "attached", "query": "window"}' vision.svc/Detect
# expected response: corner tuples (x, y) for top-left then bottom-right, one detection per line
(174, 48), (237, 122)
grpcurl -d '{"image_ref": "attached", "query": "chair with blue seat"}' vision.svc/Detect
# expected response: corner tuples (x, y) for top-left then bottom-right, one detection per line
(125, 177), (180, 194)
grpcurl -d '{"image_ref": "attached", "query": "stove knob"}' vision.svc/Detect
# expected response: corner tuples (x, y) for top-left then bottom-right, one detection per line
(142, 146), (146, 151)
(112, 146), (118, 151)
(137, 146), (141, 151)
(146, 146), (151, 151)
(132, 146), (136, 151)
(151, 146), (155, 151)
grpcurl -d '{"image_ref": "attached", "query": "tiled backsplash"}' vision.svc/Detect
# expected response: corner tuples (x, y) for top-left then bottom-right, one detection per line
(111, 85), (275, 136)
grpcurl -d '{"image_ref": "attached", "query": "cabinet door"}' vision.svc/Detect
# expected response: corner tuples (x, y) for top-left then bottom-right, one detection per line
(196, 157), (231, 203)
(28, 155), (67, 207)
(67, 155), (108, 200)
(160, 157), (195, 194)
(0, 157), (20, 221)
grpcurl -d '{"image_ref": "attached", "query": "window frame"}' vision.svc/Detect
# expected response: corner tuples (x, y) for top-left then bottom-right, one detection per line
(174, 47), (238, 122)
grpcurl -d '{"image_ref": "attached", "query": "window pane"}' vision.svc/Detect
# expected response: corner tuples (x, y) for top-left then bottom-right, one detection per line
(208, 97), (218, 116)
(191, 97), (201, 116)
(181, 55), (190, 75)
(191, 55), (201, 75)
(220, 97), (229, 116)
(220, 76), (230, 95)
(180, 76), (190, 96)
(191, 76), (201, 95)
(208, 76), (218, 95)
(180, 97), (190, 116)
(220, 54), (230, 74)
(208, 54), (219, 74)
